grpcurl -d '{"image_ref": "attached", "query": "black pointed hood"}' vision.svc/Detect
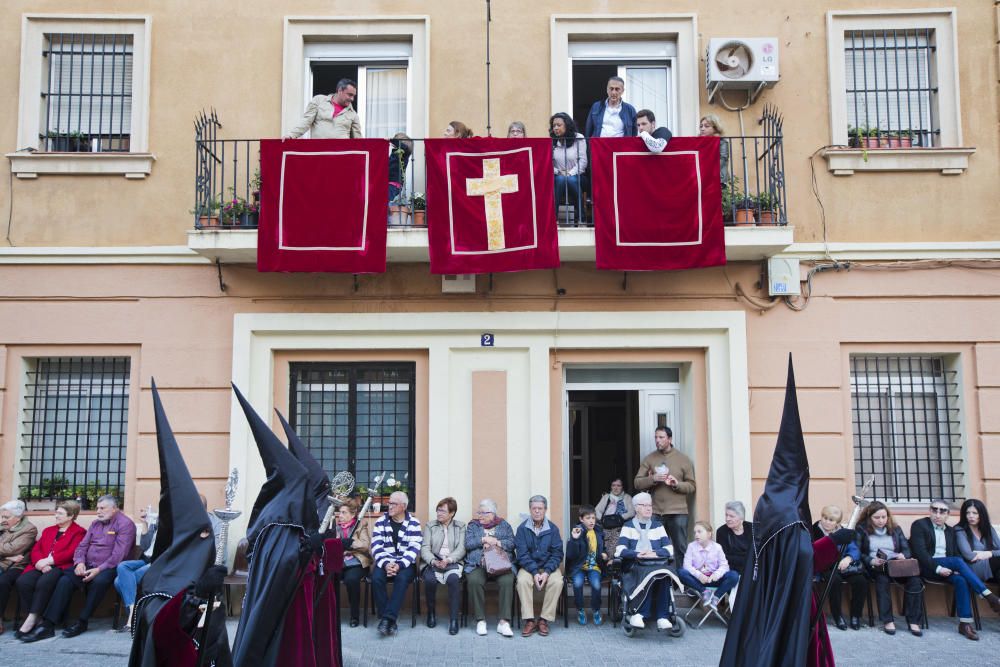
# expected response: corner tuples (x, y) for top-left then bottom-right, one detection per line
(753, 354), (812, 539)
(142, 380), (214, 596)
(232, 383), (316, 549)
(276, 409), (331, 520)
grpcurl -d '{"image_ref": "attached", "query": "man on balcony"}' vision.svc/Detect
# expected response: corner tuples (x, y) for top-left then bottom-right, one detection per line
(584, 76), (637, 138)
(636, 109), (673, 153)
(284, 78), (363, 140)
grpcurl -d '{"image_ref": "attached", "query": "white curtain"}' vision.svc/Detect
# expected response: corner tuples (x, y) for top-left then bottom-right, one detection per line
(625, 66), (668, 130)
(365, 67), (407, 139)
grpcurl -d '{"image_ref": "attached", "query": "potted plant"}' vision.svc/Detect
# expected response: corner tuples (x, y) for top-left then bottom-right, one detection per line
(250, 169), (262, 207)
(755, 191), (780, 225)
(847, 126), (867, 148)
(412, 192), (426, 226)
(865, 127), (881, 149)
(221, 189), (257, 227)
(388, 193), (412, 227)
(190, 198), (222, 228)
(721, 178), (740, 225)
(20, 475), (72, 510)
(734, 191), (756, 225)
(887, 131), (901, 149)
(899, 129), (913, 148)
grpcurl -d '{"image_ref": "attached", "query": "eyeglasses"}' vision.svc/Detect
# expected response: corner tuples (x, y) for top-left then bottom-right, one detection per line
(435, 508), (450, 513)
(634, 503), (652, 507)
(930, 507), (949, 514)
(387, 501), (404, 507)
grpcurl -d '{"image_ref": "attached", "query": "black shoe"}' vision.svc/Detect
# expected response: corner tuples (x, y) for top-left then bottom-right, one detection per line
(883, 624), (896, 636)
(833, 616), (847, 631)
(449, 619), (459, 635)
(850, 616), (861, 630)
(427, 610), (436, 628)
(22, 624), (55, 643)
(377, 618), (391, 636)
(349, 617), (360, 628)
(387, 620), (398, 636)
(62, 620), (89, 638)
(13, 628), (27, 639)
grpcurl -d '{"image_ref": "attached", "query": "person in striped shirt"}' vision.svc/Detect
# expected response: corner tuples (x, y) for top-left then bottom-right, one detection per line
(370, 491), (423, 636)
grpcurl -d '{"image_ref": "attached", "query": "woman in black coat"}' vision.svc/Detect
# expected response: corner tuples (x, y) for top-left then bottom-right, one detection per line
(856, 501), (924, 636)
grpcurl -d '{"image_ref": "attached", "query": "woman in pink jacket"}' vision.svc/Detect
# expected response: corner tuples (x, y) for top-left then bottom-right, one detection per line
(678, 521), (740, 609)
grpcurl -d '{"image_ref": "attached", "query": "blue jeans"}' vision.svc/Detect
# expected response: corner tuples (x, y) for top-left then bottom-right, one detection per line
(114, 560), (150, 608)
(930, 556), (989, 621)
(572, 568), (602, 611)
(678, 569), (740, 600)
(636, 579), (671, 620)
(372, 563), (415, 622)
(554, 174), (581, 215)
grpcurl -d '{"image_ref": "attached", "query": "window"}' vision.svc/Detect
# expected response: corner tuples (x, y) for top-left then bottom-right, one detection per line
(12, 15), (153, 178)
(20, 357), (131, 504)
(823, 10), (971, 175)
(41, 33), (134, 152)
(289, 362), (415, 505)
(850, 355), (962, 503)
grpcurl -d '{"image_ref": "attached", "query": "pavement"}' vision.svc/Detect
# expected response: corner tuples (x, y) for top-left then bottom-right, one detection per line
(1, 614), (998, 666)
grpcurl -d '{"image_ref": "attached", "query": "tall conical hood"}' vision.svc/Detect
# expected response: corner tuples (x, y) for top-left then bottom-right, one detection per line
(276, 409), (331, 520)
(753, 354), (812, 542)
(141, 380), (214, 596)
(232, 383), (316, 549)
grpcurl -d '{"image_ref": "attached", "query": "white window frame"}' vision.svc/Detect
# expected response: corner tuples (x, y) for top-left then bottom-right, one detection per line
(9, 14), (154, 179)
(823, 9), (973, 176)
(551, 14), (699, 136)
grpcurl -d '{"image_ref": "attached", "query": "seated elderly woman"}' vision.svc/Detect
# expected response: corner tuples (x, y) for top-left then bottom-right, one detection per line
(14, 500), (85, 638)
(595, 477), (635, 551)
(955, 498), (1000, 584)
(421, 497), (466, 635)
(464, 498), (516, 638)
(0, 500), (39, 634)
(715, 500), (751, 581)
(615, 491), (675, 630)
(812, 505), (866, 630)
(333, 496), (372, 627)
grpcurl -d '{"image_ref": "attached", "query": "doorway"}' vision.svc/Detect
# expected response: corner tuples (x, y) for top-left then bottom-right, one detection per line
(571, 63), (618, 131)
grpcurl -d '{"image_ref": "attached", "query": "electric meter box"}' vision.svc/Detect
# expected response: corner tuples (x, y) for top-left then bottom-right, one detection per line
(767, 257), (801, 296)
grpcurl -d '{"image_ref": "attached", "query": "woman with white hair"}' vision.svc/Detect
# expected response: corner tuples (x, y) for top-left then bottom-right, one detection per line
(0, 500), (39, 634)
(464, 498), (516, 637)
(715, 500), (752, 578)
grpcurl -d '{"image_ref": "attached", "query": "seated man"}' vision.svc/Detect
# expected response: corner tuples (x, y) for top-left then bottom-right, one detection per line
(910, 499), (1000, 641)
(24, 494), (136, 641)
(636, 108), (673, 153)
(515, 495), (564, 637)
(615, 492), (674, 630)
(369, 491), (422, 636)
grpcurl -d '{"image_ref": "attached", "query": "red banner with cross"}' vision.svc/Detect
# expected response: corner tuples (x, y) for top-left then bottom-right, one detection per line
(425, 138), (559, 274)
(590, 137), (726, 271)
(257, 138), (388, 273)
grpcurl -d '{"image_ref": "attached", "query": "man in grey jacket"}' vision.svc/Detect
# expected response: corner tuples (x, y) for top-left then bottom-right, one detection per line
(284, 78), (363, 139)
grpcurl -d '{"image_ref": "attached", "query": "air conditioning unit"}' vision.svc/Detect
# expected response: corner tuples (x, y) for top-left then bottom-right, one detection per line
(706, 37), (780, 104)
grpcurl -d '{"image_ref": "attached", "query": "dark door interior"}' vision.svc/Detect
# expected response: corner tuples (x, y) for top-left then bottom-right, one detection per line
(571, 62), (618, 131)
(568, 390), (639, 516)
(312, 62), (359, 96)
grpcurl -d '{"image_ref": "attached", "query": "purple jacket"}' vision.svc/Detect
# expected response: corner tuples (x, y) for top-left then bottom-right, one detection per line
(683, 540), (730, 579)
(74, 510), (136, 571)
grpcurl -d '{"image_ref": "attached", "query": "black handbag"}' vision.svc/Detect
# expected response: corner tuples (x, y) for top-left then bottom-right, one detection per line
(601, 514), (624, 530)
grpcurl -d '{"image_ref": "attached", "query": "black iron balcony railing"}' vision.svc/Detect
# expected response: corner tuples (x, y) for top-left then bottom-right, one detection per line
(193, 109), (787, 231)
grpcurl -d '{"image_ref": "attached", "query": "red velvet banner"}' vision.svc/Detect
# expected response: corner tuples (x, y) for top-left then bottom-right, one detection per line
(258, 139), (388, 273)
(590, 137), (726, 271)
(425, 138), (559, 274)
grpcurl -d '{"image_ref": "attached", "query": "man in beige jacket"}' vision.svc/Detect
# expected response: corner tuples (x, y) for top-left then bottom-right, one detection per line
(284, 78), (363, 139)
(633, 426), (695, 558)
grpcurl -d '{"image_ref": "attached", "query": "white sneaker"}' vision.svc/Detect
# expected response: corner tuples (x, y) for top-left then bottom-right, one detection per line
(656, 617), (673, 630)
(497, 620), (513, 637)
(476, 620), (487, 636)
(628, 613), (645, 628)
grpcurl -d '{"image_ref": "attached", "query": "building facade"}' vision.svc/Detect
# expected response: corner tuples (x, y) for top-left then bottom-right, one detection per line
(1, 1), (998, 556)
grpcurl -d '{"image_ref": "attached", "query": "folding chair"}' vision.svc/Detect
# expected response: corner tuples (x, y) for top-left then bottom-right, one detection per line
(683, 585), (730, 628)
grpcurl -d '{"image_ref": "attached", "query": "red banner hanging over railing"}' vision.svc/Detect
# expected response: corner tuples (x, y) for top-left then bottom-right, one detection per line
(257, 139), (389, 273)
(425, 138), (559, 274)
(590, 137), (726, 271)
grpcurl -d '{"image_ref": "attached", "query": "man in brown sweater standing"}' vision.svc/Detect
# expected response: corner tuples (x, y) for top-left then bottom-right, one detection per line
(633, 426), (695, 559)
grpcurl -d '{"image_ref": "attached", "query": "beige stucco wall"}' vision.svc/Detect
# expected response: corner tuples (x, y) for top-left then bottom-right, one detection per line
(1, 0), (998, 247)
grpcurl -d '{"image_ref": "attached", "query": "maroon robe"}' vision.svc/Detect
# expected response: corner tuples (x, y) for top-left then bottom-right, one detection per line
(314, 539), (344, 667)
(809, 535), (839, 667)
(276, 539), (345, 667)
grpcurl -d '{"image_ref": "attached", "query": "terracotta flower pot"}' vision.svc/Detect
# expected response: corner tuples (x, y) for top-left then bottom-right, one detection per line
(888, 137), (900, 148)
(413, 210), (426, 226)
(758, 210), (778, 225)
(735, 208), (756, 225)
(900, 137), (912, 148)
(865, 137), (881, 149)
(388, 205), (412, 227)
(198, 215), (220, 228)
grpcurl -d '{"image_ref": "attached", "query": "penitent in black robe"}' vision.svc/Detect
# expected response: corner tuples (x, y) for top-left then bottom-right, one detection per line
(720, 357), (815, 667)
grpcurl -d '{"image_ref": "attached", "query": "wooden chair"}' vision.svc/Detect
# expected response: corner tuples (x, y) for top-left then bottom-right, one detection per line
(364, 562), (420, 628)
(223, 538), (249, 616)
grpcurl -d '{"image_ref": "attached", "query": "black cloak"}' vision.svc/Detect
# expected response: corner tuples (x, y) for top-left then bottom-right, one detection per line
(128, 381), (231, 667)
(277, 409), (331, 522)
(230, 384), (317, 667)
(720, 357), (814, 667)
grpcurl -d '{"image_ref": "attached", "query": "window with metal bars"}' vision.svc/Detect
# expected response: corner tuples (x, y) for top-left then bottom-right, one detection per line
(41, 33), (133, 153)
(850, 355), (962, 504)
(844, 29), (937, 148)
(20, 357), (131, 506)
(289, 362), (415, 507)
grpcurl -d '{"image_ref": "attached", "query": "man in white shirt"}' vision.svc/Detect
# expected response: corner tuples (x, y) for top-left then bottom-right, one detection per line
(584, 77), (638, 138)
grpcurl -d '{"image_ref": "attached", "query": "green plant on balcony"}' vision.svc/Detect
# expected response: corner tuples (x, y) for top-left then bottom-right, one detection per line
(411, 192), (427, 226)
(190, 197), (222, 228)
(754, 191), (780, 224)
(221, 188), (259, 227)
(847, 125), (868, 148)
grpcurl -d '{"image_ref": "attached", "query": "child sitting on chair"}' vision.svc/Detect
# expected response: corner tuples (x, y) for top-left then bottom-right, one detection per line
(566, 505), (608, 625)
(678, 521), (740, 609)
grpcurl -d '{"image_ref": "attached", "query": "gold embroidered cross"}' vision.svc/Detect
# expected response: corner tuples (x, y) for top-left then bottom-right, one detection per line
(466, 158), (519, 251)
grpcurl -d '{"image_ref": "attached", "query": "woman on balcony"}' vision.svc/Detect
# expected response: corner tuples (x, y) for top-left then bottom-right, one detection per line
(699, 114), (730, 184)
(444, 121), (474, 138)
(550, 112), (587, 224)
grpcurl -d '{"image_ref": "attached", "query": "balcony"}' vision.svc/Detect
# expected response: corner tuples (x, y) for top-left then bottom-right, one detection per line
(188, 111), (793, 265)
